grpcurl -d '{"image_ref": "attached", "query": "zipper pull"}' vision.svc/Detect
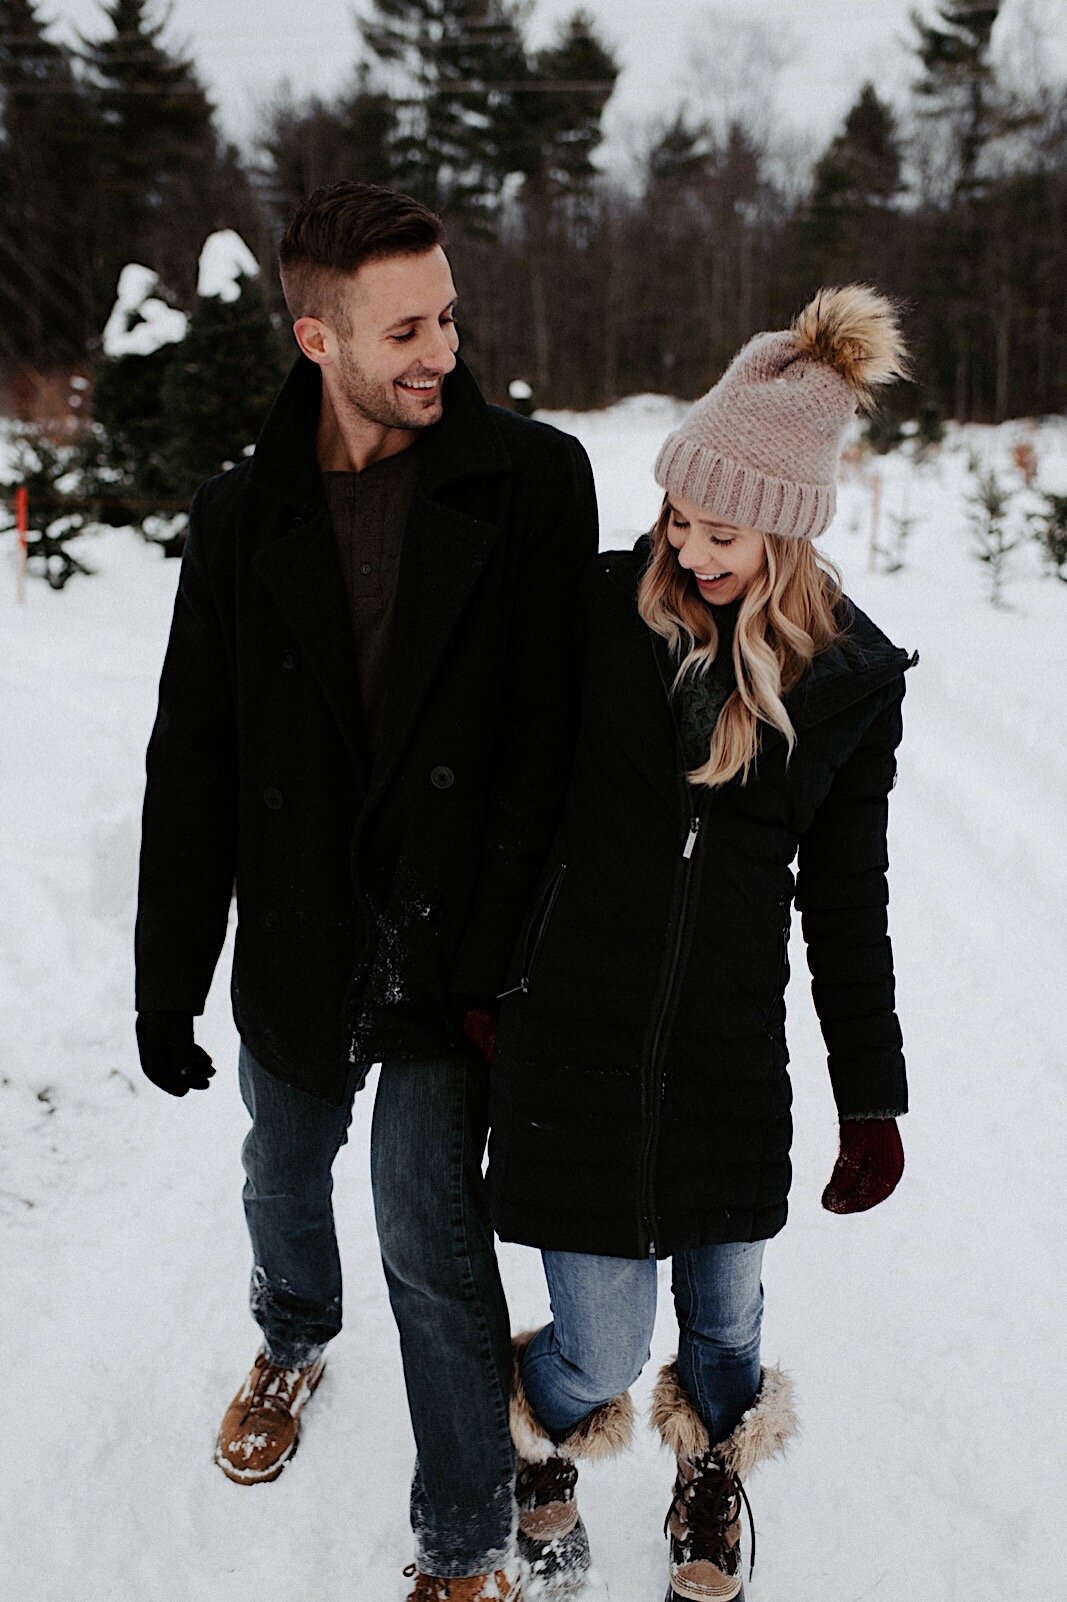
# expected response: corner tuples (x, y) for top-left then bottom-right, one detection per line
(496, 978), (530, 1001)
(683, 818), (700, 859)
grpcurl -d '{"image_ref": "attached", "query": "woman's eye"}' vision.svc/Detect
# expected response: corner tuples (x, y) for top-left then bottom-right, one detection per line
(712, 535), (734, 547)
(670, 516), (689, 530)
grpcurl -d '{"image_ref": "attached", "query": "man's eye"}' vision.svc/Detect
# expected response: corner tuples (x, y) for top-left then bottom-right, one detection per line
(391, 329), (417, 343)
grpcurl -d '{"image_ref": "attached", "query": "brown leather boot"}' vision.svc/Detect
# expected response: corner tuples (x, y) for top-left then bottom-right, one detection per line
(510, 1330), (634, 1599)
(403, 1565), (520, 1600)
(214, 1348), (326, 1484)
(651, 1361), (796, 1602)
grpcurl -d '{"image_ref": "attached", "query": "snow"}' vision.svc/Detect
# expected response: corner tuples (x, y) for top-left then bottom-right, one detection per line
(3, 411), (1067, 1599)
(197, 230), (260, 302)
(101, 264), (189, 358)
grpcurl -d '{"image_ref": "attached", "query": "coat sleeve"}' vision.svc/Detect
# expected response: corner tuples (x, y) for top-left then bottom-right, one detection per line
(134, 485), (238, 1013)
(795, 679), (909, 1120)
(448, 434), (598, 1003)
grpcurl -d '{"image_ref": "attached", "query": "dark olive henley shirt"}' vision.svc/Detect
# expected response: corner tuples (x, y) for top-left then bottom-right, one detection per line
(321, 445), (418, 751)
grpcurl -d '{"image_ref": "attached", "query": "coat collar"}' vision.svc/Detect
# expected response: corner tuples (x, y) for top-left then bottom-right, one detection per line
(607, 535), (916, 729)
(246, 352), (511, 507)
(248, 353), (513, 791)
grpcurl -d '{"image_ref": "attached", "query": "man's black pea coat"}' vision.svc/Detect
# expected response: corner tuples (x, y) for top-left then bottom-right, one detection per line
(488, 542), (916, 1260)
(135, 355), (598, 1105)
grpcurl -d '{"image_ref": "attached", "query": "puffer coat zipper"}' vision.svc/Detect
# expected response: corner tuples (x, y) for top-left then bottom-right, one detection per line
(636, 640), (709, 1256)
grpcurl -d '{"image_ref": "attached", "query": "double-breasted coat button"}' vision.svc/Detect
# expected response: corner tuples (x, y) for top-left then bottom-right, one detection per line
(263, 787), (284, 810)
(261, 910), (280, 932)
(281, 649), (297, 670)
(430, 765), (454, 790)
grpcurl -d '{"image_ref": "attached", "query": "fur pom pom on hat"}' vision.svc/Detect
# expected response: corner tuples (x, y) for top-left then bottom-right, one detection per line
(654, 284), (908, 540)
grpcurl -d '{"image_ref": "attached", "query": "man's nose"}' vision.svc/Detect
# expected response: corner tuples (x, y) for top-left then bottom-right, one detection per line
(425, 325), (458, 373)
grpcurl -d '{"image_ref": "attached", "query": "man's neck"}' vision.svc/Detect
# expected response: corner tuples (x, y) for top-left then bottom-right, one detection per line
(315, 384), (417, 474)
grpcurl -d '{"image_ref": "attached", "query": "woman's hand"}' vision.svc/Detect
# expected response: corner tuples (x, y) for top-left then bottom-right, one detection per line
(821, 1118), (904, 1213)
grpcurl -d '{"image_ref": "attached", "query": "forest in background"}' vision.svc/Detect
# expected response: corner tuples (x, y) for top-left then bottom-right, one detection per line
(2, 0), (1067, 425)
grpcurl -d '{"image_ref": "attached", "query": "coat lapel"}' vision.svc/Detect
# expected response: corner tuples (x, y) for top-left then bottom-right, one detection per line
(364, 361), (511, 806)
(252, 506), (370, 784)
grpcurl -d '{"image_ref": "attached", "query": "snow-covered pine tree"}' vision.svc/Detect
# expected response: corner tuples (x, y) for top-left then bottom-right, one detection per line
(966, 454), (1019, 604)
(157, 233), (289, 505)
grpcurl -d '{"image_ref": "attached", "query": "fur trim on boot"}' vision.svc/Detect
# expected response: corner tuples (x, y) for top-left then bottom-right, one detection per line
(650, 1361), (796, 1476)
(509, 1329), (635, 1466)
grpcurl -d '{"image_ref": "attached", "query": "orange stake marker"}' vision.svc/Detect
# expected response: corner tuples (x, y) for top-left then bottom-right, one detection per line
(15, 484), (28, 605)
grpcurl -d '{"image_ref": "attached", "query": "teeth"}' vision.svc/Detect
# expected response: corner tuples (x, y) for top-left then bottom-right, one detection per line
(400, 379), (436, 389)
(697, 572), (727, 581)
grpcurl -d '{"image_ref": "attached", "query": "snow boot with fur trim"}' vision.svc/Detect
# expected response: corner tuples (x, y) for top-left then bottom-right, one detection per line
(214, 1348), (326, 1484)
(510, 1330), (635, 1599)
(651, 1361), (796, 1602)
(403, 1565), (519, 1601)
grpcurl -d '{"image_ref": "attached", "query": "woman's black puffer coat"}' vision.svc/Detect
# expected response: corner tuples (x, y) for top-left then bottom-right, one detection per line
(488, 540), (916, 1260)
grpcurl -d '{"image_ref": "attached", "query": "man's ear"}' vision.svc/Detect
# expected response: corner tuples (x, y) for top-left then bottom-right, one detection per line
(294, 316), (330, 366)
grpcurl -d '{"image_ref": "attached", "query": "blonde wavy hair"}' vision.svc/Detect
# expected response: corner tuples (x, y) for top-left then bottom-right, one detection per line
(637, 500), (844, 787)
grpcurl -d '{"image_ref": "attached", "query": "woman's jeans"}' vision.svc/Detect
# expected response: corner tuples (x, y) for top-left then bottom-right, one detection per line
(238, 1044), (515, 1579)
(522, 1241), (766, 1448)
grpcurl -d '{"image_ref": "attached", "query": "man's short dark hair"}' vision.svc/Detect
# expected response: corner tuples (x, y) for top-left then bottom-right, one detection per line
(278, 181), (447, 331)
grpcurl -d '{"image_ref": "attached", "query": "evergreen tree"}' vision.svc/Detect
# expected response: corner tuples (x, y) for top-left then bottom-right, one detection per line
(0, 0), (100, 375)
(158, 269), (289, 502)
(792, 82), (903, 300)
(910, 2), (1002, 200)
(361, 0), (535, 227)
(259, 66), (396, 222)
(80, 1), (254, 302)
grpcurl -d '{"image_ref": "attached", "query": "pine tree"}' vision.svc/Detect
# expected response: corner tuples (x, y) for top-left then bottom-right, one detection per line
(259, 65), (397, 223)
(911, 2), (1002, 201)
(361, 0), (535, 228)
(792, 82), (903, 314)
(158, 268), (289, 502)
(80, 1), (249, 301)
(0, 0), (100, 375)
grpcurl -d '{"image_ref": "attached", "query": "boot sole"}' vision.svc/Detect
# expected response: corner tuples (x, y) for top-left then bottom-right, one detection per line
(214, 1356), (326, 1485)
(666, 1584), (743, 1602)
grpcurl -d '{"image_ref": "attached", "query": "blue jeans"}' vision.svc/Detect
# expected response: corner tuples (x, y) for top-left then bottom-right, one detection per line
(239, 1044), (515, 1578)
(521, 1241), (766, 1447)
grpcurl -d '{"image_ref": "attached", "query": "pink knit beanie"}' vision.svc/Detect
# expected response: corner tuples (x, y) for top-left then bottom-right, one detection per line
(653, 285), (908, 540)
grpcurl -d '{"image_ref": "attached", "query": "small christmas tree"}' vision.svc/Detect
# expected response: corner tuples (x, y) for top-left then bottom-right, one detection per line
(966, 455), (1019, 607)
(1029, 490), (1067, 583)
(158, 232), (289, 504)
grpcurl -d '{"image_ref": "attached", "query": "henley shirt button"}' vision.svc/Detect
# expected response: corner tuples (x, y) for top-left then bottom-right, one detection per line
(281, 649), (297, 670)
(263, 787), (284, 810)
(430, 765), (454, 790)
(360, 562), (373, 576)
(261, 910), (280, 932)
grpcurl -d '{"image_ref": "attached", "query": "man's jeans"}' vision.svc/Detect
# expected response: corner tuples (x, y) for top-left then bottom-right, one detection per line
(238, 1044), (515, 1578)
(521, 1241), (766, 1447)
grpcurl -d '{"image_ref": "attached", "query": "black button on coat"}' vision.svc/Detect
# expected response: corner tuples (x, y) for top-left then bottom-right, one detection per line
(488, 543), (916, 1259)
(135, 355), (598, 1104)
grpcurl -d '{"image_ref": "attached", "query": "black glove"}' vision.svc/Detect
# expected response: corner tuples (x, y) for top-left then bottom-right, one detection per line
(135, 1011), (215, 1097)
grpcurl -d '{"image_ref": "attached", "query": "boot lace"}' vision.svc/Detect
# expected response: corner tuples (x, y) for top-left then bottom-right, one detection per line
(516, 1454), (578, 1510)
(241, 1355), (301, 1422)
(664, 1452), (757, 1581)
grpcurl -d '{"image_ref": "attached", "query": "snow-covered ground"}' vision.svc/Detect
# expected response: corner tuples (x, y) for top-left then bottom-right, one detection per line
(3, 408), (1066, 1600)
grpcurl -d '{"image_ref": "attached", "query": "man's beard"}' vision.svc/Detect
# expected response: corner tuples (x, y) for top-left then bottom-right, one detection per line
(334, 343), (444, 432)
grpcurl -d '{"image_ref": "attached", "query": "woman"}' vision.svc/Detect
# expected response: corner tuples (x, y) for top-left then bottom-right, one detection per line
(488, 287), (916, 1602)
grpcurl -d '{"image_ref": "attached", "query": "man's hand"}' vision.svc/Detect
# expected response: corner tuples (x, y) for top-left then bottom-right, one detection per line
(135, 1011), (216, 1097)
(821, 1118), (904, 1213)
(461, 1006), (497, 1065)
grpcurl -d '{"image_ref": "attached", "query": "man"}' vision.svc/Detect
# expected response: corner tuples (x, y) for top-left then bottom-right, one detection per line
(134, 181), (598, 1601)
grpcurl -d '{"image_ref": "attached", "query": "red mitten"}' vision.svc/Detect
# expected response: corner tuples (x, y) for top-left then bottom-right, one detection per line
(821, 1118), (904, 1213)
(462, 1006), (497, 1065)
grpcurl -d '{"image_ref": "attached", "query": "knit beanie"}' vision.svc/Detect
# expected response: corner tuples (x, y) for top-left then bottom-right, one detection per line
(654, 285), (908, 540)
